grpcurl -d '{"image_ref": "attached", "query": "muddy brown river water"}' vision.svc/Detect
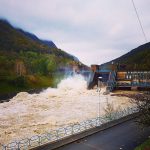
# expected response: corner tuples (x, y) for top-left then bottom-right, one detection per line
(0, 75), (133, 145)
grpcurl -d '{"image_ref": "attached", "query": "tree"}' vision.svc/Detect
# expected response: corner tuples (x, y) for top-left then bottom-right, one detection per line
(46, 55), (57, 73)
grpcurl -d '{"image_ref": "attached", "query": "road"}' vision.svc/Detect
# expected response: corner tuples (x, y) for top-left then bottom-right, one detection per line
(55, 119), (150, 150)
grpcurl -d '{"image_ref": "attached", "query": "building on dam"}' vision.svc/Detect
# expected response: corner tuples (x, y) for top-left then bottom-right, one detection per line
(88, 63), (150, 92)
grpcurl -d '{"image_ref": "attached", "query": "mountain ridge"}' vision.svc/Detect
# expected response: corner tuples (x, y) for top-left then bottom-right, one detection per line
(0, 19), (78, 60)
(103, 42), (150, 70)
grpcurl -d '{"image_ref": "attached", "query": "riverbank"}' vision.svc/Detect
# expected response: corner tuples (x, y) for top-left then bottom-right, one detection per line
(0, 73), (65, 102)
(0, 88), (46, 103)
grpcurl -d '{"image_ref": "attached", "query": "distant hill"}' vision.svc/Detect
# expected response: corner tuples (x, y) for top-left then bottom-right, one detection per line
(41, 40), (57, 48)
(0, 19), (87, 95)
(17, 29), (57, 48)
(0, 19), (76, 58)
(105, 42), (150, 70)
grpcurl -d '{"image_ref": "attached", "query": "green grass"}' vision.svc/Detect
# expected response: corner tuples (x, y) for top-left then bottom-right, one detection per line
(0, 82), (23, 94)
(0, 75), (53, 94)
(135, 139), (150, 150)
(26, 75), (55, 89)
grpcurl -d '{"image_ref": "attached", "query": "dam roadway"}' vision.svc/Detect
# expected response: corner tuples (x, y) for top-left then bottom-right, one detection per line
(35, 119), (150, 150)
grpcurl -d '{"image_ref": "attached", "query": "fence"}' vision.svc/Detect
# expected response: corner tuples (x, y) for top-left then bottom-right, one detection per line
(1, 106), (138, 150)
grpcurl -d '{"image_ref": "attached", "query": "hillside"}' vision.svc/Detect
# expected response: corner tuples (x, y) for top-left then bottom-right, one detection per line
(105, 42), (150, 70)
(0, 19), (77, 59)
(0, 19), (86, 95)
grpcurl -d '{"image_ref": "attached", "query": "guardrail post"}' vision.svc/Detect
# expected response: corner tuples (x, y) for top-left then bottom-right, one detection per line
(2, 145), (7, 150)
(56, 130), (59, 140)
(47, 133), (51, 141)
(79, 124), (81, 132)
(17, 142), (20, 150)
(99, 117), (101, 125)
(64, 128), (67, 136)
(71, 124), (74, 135)
(28, 138), (31, 147)
(38, 136), (41, 146)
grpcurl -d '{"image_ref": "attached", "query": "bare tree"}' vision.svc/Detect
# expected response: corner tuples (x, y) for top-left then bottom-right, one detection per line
(133, 92), (150, 126)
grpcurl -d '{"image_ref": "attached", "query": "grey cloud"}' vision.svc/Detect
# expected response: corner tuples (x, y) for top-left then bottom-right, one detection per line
(0, 0), (149, 66)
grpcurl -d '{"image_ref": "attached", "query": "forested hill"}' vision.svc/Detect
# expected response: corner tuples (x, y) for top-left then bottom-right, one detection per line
(0, 19), (86, 94)
(0, 19), (77, 59)
(105, 42), (150, 70)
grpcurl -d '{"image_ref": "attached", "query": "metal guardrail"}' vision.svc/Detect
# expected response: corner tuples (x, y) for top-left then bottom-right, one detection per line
(117, 82), (150, 87)
(1, 106), (138, 150)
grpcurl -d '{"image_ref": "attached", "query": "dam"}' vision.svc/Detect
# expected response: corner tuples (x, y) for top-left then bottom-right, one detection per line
(88, 63), (150, 91)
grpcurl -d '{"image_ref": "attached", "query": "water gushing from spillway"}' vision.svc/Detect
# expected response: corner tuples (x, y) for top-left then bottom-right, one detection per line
(42, 75), (88, 96)
(0, 74), (132, 144)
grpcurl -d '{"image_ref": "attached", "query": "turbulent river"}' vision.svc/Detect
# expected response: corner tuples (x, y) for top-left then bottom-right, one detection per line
(0, 75), (132, 145)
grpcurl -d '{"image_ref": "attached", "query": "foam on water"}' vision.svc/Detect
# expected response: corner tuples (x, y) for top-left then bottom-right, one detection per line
(57, 75), (87, 91)
(0, 74), (133, 144)
(40, 75), (87, 98)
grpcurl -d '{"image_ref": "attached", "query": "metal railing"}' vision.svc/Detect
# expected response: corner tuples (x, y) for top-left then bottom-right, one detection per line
(116, 82), (150, 87)
(1, 106), (138, 150)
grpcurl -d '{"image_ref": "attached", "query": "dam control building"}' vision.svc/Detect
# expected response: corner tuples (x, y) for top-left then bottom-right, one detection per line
(88, 63), (150, 92)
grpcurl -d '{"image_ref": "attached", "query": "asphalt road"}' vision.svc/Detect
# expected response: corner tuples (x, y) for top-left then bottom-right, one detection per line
(55, 119), (150, 150)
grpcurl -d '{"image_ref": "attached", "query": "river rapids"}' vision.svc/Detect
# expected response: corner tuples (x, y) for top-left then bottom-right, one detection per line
(0, 75), (132, 144)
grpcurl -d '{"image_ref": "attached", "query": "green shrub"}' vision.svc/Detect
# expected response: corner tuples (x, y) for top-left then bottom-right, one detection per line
(135, 139), (150, 150)
(12, 76), (27, 87)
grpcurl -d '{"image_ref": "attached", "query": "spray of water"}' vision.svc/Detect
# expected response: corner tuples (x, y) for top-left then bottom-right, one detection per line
(41, 75), (87, 97)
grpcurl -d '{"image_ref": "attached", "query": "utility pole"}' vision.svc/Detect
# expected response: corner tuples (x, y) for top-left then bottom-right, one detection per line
(98, 76), (102, 122)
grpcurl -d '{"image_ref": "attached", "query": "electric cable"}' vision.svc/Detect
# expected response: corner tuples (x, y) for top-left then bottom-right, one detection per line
(131, 0), (147, 42)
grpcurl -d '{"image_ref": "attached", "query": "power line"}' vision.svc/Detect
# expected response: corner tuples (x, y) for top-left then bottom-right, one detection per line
(131, 0), (147, 42)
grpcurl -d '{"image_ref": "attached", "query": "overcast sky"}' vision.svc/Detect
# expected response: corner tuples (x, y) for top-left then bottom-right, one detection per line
(0, 0), (149, 66)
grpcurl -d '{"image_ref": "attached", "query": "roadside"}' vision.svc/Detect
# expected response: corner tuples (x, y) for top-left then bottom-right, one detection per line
(135, 139), (150, 150)
(54, 119), (150, 150)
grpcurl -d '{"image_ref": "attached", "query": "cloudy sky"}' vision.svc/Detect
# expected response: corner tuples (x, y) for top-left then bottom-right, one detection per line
(0, 0), (149, 66)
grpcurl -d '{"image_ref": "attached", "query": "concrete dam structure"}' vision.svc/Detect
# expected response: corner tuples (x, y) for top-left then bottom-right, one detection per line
(88, 64), (150, 91)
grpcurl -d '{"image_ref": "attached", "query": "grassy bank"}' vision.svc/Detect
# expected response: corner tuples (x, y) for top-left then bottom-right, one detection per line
(135, 139), (150, 150)
(0, 73), (65, 94)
